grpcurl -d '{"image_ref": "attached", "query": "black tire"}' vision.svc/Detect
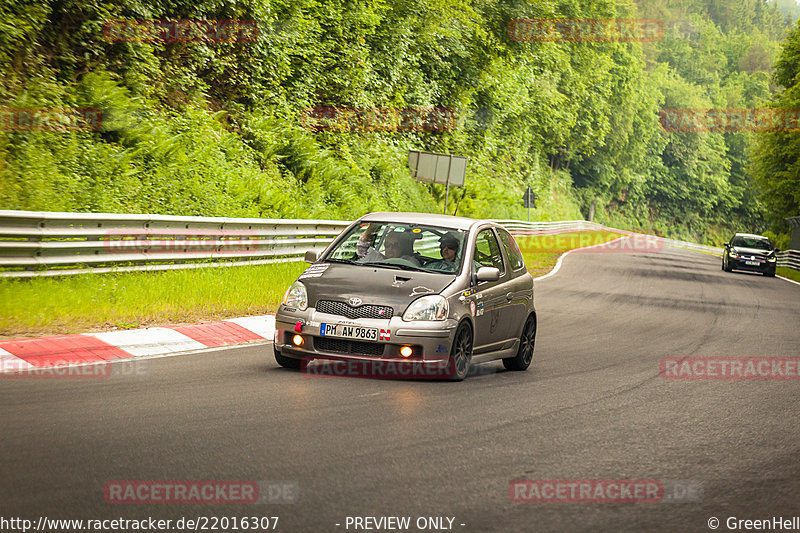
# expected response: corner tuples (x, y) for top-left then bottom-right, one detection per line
(446, 322), (473, 381)
(274, 345), (302, 369)
(503, 315), (536, 371)
(765, 271), (776, 278)
(723, 256), (731, 272)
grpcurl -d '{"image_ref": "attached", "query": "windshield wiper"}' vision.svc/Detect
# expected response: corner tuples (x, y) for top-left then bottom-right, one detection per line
(393, 264), (429, 272)
(360, 261), (427, 272)
(325, 258), (356, 265)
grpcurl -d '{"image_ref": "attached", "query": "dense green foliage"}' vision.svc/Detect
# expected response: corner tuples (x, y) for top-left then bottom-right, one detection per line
(0, 0), (798, 242)
(753, 18), (800, 234)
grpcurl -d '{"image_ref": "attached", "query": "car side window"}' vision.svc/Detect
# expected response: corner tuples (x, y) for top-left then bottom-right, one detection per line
(498, 229), (525, 271)
(473, 229), (505, 275)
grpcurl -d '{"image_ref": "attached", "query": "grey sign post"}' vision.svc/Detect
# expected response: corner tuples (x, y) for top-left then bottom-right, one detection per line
(523, 186), (537, 221)
(408, 150), (468, 214)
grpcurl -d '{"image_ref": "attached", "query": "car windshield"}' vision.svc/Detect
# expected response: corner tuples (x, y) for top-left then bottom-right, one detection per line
(731, 236), (771, 250)
(324, 221), (468, 274)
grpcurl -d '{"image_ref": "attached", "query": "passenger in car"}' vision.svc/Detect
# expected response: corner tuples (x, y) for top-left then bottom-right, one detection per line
(426, 233), (461, 272)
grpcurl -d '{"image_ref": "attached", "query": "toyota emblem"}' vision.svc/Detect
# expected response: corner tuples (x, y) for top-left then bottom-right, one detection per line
(349, 297), (363, 306)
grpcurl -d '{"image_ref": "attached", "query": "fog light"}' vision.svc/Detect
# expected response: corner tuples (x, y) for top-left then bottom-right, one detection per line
(400, 346), (413, 358)
(292, 335), (304, 346)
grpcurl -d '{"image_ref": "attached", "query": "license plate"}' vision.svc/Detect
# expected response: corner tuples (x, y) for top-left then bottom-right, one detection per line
(319, 323), (378, 341)
(745, 260), (760, 266)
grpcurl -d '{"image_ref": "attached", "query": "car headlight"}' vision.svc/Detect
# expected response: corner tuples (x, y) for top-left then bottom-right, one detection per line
(729, 251), (738, 258)
(767, 256), (776, 262)
(403, 295), (448, 321)
(282, 281), (308, 311)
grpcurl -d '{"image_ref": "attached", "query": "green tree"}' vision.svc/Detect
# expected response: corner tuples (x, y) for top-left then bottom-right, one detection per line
(752, 19), (800, 231)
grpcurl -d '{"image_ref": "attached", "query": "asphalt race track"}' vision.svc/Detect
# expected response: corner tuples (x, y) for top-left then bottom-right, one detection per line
(2, 246), (799, 533)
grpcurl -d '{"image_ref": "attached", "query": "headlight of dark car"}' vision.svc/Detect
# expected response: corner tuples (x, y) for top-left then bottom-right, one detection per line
(282, 281), (308, 311)
(403, 295), (448, 321)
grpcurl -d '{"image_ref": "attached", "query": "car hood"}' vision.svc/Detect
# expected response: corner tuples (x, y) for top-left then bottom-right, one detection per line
(299, 262), (456, 313)
(732, 246), (772, 257)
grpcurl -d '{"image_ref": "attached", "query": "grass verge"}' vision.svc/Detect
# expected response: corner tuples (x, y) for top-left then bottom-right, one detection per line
(515, 230), (626, 278)
(777, 267), (800, 283)
(0, 262), (307, 338)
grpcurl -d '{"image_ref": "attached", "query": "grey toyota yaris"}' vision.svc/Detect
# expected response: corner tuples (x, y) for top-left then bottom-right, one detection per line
(273, 212), (536, 380)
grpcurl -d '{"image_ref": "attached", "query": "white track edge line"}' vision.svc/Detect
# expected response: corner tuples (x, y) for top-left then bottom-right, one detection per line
(776, 275), (800, 286)
(534, 236), (629, 282)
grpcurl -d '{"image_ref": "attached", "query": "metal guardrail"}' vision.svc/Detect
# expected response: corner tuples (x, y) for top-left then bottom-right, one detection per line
(777, 250), (800, 270)
(0, 212), (610, 278)
(654, 237), (722, 255)
(492, 219), (606, 234)
(0, 210), (350, 277)
(3, 209), (796, 277)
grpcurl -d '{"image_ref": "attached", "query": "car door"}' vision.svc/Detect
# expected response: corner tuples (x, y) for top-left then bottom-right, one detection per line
(469, 227), (509, 354)
(496, 227), (533, 342)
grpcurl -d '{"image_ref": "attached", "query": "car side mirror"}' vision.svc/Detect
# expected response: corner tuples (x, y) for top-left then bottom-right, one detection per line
(723, 243), (729, 248)
(476, 266), (500, 282)
(774, 248), (780, 253)
(304, 250), (318, 263)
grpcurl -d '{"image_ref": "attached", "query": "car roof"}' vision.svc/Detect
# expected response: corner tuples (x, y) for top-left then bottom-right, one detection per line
(358, 211), (493, 231)
(733, 233), (769, 239)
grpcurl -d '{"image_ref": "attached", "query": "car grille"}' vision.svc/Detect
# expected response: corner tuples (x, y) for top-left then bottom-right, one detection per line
(314, 337), (385, 357)
(316, 300), (394, 320)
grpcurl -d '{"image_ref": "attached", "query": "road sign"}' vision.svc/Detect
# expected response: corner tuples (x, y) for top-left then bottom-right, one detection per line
(408, 150), (468, 214)
(408, 151), (467, 186)
(523, 187), (537, 208)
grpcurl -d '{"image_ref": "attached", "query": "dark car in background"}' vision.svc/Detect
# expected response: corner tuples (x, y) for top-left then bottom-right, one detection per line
(722, 233), (777, 277)
(272, 212), (536, 381)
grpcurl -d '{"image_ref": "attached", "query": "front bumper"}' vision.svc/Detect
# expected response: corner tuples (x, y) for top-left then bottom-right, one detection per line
(728, 257), (776, 274)
(274, 306), (458, 365)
